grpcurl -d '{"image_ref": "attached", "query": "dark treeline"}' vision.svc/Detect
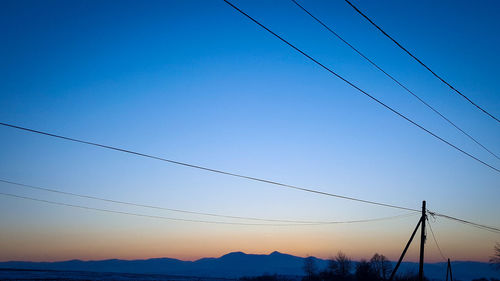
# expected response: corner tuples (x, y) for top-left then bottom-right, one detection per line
(238, 251), (424, 281)
(302, 251), (419, 281)
(302, 251), (499, 281)
(239, 250), (500, 281)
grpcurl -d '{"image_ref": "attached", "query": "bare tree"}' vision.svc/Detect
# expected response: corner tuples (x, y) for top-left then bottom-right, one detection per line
(370, 253), (392, 280)
(327, 256), (338, 273)
(303, 256), (317, 280)
(356, 259), (377, 281)
(335, 251), (352, 277)
(491, 243), (500, 271)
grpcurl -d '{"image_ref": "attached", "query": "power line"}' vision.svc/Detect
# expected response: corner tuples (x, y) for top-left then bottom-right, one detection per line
(0, 191), (418, 226)
(5, 179), (496, 241)
(427, 217), (447, 261)
(0, 191), (293, 226)
(220, 1), (499, 173)
(342, 0), (500, 124)
(0, 122), (420, 212)
(290, 0), (499, 160)
(0, 178), (417, 224)
(428, 210), (500, 234)
(1, 179), (312, 223)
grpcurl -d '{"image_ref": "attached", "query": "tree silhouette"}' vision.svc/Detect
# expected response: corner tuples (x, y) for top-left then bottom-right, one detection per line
(327, 256), (338, 273)
(491, 243), (500, 271)
(355, 259), (377, 281)
(370, 253), (392, 280)
(303, 256), (317, 281)
(333, 251), (352, 279)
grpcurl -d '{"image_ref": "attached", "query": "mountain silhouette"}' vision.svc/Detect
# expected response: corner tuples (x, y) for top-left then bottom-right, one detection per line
(1, 251), (499, 280)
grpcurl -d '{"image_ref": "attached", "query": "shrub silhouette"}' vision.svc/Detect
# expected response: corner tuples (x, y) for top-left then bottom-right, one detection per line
(301, 251), (431, 281)
(370, 253), (392, 280)
(355, 259), (377, 281)
(491, 243), (500, 271)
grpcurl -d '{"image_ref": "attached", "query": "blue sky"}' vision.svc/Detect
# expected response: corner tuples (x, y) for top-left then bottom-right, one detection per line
(0, 0), (499, 262)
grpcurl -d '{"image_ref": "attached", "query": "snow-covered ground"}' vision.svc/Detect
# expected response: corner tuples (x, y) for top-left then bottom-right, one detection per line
(0, 268), (235, 281)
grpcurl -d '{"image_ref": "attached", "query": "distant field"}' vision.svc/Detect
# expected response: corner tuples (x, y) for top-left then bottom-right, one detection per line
(0, 268), (235, 281)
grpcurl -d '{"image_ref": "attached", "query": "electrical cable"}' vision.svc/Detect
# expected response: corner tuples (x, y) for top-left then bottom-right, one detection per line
(291, 0), (499, 160)
(0, 178), (417, 224)
(428, 210), (500, 234)
(342, 0), (500, 123)
(220, 1), (499, 173)
(0, 191), (418, 226)
(0, 122), (421, 212)
(427, 217), (447, 261)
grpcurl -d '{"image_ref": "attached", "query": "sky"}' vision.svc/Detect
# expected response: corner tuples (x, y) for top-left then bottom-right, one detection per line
(0, 0), (499, 263)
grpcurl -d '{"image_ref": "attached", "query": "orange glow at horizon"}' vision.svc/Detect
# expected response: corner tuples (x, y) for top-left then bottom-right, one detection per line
(0, 219), (495, 263)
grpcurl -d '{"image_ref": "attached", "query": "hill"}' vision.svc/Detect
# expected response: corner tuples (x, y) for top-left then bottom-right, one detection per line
(1, 251), (499, 280)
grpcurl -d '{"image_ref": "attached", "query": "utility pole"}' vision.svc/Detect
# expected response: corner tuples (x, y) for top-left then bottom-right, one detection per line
(419, 200), (426, 281)
(389, 219), (421, 281)
(446, 258), (453, 281)
(390, 200), (427, 281)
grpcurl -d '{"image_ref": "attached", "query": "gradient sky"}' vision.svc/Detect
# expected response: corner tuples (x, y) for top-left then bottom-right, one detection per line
(0, 0), (499, 263)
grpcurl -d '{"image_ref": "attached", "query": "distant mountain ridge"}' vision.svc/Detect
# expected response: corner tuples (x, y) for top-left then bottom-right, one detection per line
(1, 251), (499, 281)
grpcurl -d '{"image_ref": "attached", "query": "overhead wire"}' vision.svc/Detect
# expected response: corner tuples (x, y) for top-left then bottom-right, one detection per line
(0, 178), (310, 223)
(0, 1), (497, 234)
(0, 191), (293, 226)
(0, 191), (418, 226)
(428, 210), (500, 234)
(342, 0), (500, 124)
(3, 177), (496, 239)
(427, 217), (447, 261)
(290, 0), (499, 160)
(220, 1), (499, 173)
(0, 178), (417, 224)
(0, 122), (420, 212)
(0, 1), (497, 220)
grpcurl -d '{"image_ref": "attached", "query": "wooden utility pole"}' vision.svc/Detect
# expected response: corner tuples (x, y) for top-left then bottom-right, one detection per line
(446, 258), (453, 281)
(390, 200), (428, 281)
(419, 200), (426, 281)
(389, 219), (421, 281)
